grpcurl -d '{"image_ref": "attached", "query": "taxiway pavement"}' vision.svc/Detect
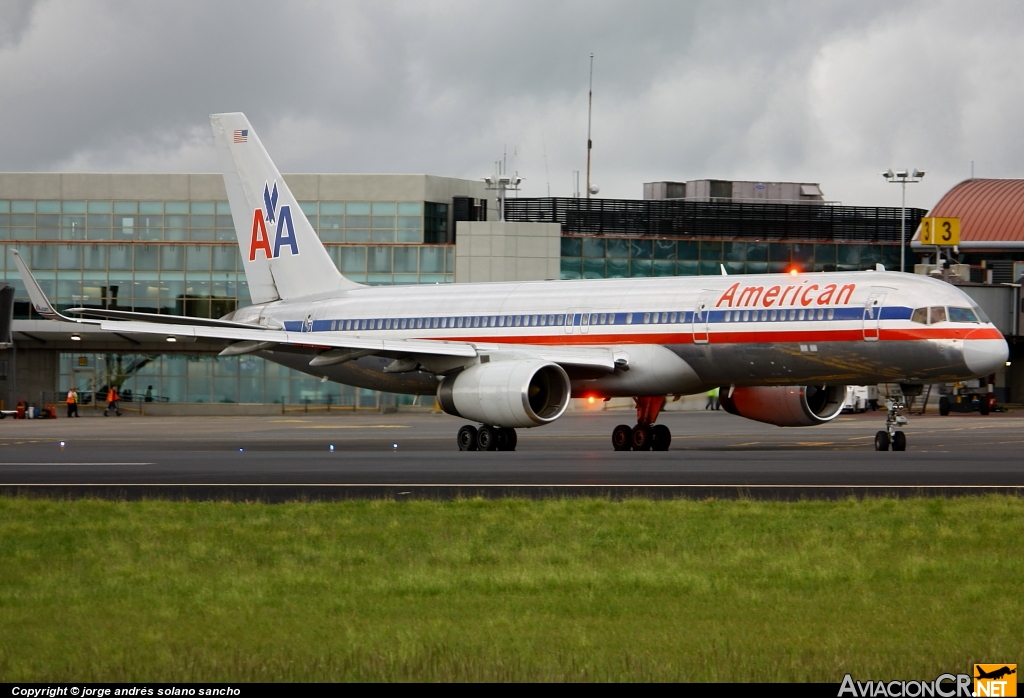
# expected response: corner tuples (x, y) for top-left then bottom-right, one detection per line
(1, 409), (1020, 498)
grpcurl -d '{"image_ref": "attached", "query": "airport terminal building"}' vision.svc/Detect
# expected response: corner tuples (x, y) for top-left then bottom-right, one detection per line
(0, 172), (971, 411)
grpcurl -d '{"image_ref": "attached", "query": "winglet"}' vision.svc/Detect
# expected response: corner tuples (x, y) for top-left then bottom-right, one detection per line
(11, 249), (80, 322)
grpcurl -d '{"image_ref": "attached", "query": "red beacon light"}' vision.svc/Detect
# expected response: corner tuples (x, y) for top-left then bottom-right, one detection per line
(788, 267), (800, 276)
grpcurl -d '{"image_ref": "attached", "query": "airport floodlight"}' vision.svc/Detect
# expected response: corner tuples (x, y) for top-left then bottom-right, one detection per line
(483, 163), (523, 222)
(70, 333), (81, 341)
(589, 185), (600, 195)
(882, 168), (926, 272)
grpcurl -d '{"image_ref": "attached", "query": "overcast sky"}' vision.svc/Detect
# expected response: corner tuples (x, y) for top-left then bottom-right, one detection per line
(2, 0), (1023, 209)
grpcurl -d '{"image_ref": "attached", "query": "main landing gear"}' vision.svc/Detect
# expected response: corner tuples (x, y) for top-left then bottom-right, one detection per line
(457, 424), (518, 451)
(874, 389), (914, 452)
(612, 396), (672, 451)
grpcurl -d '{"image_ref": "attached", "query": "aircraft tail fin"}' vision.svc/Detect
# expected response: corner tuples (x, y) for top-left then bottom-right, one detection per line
(209, 113), (359, 304)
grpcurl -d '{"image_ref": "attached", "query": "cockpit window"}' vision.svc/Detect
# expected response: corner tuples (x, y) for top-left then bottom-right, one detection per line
(948, 307), (979, 323)
(971, 303), (991, 323)
(912, 306), (951, 324)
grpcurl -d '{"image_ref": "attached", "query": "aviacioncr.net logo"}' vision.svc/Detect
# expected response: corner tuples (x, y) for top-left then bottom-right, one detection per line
(838, 673), (973, 697)
(249, 181), (299, 261)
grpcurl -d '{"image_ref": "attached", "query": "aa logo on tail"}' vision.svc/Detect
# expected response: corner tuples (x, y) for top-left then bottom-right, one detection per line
(249, 181), (299, 261)
(975, 664), (1017, 697)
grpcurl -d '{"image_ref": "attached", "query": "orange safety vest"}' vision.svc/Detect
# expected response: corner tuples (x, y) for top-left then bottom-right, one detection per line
(107, 388), (118, 402)
(66, 391), (76, 404)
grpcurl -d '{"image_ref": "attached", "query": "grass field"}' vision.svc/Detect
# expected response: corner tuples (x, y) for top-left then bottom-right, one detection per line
(1, 496), (1022, 682)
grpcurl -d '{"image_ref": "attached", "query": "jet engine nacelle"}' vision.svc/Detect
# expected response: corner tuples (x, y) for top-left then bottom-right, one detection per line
(437, 360), (571, 428)
(719, 385), (847, 427)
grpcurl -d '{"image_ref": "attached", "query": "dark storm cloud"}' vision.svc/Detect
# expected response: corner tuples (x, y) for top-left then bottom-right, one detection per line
(1, 1), (1023, 208)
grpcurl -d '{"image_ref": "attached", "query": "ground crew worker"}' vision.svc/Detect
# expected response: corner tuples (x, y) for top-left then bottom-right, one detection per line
(104, 385), (121, 416)
(66, 387), (79, 418)
(705, 386), (720, 411)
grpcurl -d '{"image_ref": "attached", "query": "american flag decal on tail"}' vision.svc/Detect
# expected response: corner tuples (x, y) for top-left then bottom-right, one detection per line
(233, 129), (248, 143)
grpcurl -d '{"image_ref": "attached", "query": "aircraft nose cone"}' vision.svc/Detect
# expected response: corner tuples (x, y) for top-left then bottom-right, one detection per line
(963, 336), (1009, 376)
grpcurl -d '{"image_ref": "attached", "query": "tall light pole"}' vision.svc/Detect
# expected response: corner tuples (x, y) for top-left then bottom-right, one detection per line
(882, 168), (925, 272)
(586, 53), (594, 199)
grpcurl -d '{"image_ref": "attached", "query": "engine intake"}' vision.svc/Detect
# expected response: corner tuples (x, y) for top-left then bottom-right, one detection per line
(437, 360), (571, 428)
(719, 385), (846, 427)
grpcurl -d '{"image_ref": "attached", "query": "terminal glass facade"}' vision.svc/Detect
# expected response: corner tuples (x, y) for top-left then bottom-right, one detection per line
(1, 197), (450, 405)
(558, 237), (903, 279)
(0, 199), (453, 317)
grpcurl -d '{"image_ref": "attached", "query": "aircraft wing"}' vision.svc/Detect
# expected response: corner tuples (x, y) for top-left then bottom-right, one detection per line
(12, 249), (622, 371)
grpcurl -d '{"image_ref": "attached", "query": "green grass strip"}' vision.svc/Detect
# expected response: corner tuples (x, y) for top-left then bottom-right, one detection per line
(1, 496), (1021, 681)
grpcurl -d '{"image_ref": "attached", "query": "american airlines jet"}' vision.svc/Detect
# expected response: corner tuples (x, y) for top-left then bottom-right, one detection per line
(13, 113), (1009, 452)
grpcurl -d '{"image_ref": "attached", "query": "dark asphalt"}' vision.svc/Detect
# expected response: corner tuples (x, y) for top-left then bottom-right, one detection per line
(2, 409), (1022, 498)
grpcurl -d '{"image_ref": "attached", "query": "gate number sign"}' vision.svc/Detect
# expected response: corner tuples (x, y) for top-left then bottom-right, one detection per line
(920, 217), (960, 245)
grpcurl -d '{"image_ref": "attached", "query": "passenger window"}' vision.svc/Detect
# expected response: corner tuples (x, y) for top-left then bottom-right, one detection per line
(769, 310), (777, 321)
(742, 310), (749, 322)
(798, 309), (806, 321)
(455, 317), (463, 328)
(558, 314), (566, 325)
(471, 317), (479, 328)
(643, 313), (650, 324)
(911, 308), (927, 324)
(827, 308), (834, 320)
(929, 306), (946, 324)
(948, 307), (978, 323)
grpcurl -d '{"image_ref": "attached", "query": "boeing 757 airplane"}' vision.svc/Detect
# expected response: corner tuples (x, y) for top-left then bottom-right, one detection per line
(13, 113), (1009, 451)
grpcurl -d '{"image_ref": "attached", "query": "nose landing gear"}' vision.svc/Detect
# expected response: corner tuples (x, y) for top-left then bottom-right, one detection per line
(612, 396), (672, 451)
(875, 394), (910, 451)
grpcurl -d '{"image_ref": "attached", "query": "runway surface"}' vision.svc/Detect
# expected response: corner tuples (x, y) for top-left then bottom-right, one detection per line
(2, 407), (1021, 499)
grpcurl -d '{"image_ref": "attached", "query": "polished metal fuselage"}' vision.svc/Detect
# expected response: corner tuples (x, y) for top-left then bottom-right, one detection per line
(237, 269), (1006, 397)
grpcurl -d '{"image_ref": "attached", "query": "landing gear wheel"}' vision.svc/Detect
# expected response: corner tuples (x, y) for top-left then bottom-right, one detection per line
(477, 425), (498, 451)
(892, 430), (907, 451)
(494, 427), (517, 451)
(504, 428), (517, 451)
(651, 424), (672, 451)
(938, 396), (950, 416)
(457, 425), (478, 451)
(874, 430), (890, 451)
(612, 424), (632, 451)
(630, 425), (653, 451)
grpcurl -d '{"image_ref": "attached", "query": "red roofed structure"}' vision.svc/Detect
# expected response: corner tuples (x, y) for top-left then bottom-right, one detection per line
(913, 179), (1024, 249)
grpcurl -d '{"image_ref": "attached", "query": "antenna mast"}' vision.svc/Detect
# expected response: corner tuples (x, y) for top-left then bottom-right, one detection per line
(586, 52), (593, 200)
